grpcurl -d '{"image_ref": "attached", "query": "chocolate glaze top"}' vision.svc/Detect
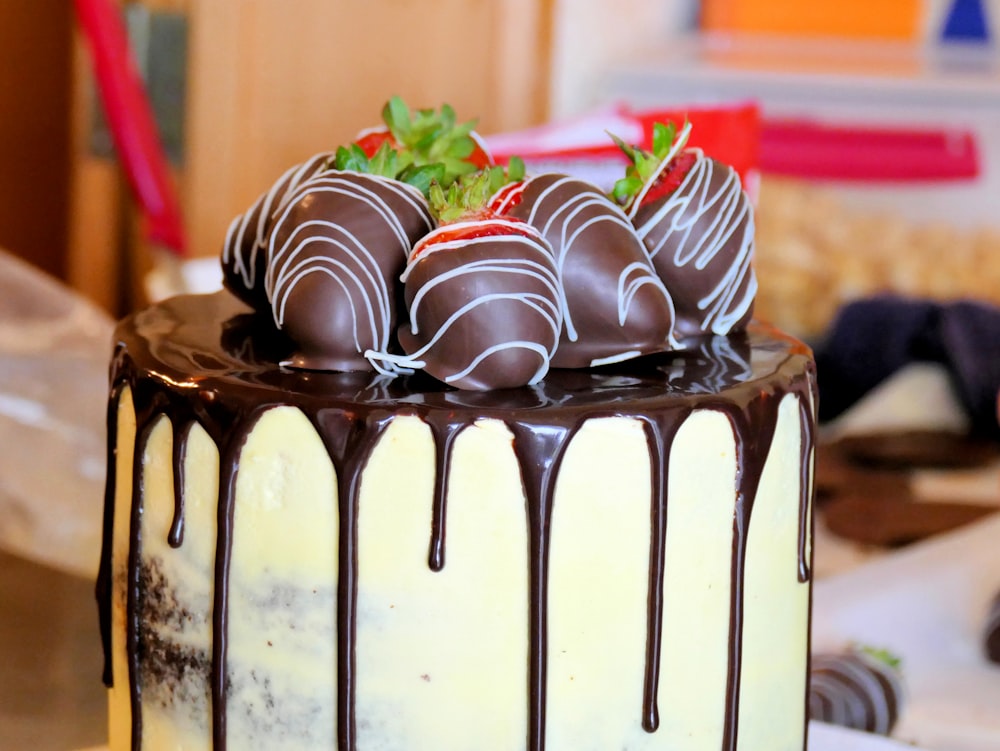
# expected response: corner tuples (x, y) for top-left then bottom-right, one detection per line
(118, 291), (806, 413)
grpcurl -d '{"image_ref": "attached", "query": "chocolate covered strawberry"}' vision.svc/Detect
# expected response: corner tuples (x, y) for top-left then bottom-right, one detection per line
(494, 173), (676, 368)
(612, 121), (757, 340)
(375, 168), (562, 390)
(222, 151), (334, 309)
(264, 144), (436, 372)
(222, 96), (485, 311)
(809, 647), (904, 736)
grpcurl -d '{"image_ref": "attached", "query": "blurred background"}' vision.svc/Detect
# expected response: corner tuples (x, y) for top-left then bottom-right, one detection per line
(1, 3), (1000, 750)
(2, 0), (998, 340)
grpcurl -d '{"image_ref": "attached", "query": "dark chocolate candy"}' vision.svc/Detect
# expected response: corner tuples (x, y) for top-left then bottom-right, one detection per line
(809, 650), (904, 735)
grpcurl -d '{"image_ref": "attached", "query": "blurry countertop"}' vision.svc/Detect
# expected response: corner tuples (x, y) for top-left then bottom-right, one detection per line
(0, 249), (112, 579)
(0, 248), (113, 750)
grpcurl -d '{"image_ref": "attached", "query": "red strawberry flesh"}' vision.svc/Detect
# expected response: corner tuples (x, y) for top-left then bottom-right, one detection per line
(354, 127), (395, 157)
(489, 180), (526, 214)
(410, 216), (534, 262)
(639, 151), (699, 208)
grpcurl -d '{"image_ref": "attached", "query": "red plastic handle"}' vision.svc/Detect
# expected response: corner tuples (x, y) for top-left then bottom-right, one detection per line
(74, 0), (186, 255)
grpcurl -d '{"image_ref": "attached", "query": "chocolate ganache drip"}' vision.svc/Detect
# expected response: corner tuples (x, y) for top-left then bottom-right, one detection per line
(98, 291), (816, 751)
(221, 152), (334, 309)
(264, 170), (433, 371)
(630, 149), (757, 339)
(497, 174), (677, 368)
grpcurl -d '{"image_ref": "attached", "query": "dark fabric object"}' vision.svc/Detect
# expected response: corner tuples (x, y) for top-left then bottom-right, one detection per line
(815, 296), (1000, 438)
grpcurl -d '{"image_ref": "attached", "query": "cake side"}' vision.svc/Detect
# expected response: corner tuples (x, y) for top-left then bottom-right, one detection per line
(98, 292), (816, 751)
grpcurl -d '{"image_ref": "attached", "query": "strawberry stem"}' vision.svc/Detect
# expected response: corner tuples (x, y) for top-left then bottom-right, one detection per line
(380, 95), (486, 188)
(333, 141), (443, 197)
(428, 158), (526, 224)
(608, 119), (690, 208)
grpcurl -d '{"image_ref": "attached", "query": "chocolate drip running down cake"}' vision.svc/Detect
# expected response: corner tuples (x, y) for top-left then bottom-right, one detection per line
(96, 100), (817, 751)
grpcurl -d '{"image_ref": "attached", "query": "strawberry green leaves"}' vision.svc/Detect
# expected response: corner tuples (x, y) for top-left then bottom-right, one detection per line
(344, 96), (498, 197)
(334, 141), (445, 198)
(858, 644), (903, 671)
(427, 157), (526, 224)
(609, 120), (690, 209)
(378, 95), (493, 187)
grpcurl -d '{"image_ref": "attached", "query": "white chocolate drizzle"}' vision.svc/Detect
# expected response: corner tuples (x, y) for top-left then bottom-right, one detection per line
(222, 152), (334, 296)
(518, 176), (673, 345)
(633, 150), (757, 335)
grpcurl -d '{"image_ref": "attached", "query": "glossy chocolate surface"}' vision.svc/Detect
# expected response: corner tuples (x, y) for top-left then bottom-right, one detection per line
(631, 152), (756, 339)
(503, 174), (676, 368)
(264, 171), (433, 371)
(395, 220), (562, 390)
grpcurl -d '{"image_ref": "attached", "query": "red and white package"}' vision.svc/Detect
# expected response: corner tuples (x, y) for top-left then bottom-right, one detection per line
(484, 101), (761, 197)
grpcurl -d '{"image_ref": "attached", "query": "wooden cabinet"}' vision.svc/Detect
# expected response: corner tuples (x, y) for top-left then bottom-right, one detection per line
(67, 0), (555, 312)
(0, 2), (74, 281)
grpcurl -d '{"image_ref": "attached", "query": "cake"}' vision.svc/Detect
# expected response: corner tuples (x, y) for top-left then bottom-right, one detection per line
(96, 99), (817, 751)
